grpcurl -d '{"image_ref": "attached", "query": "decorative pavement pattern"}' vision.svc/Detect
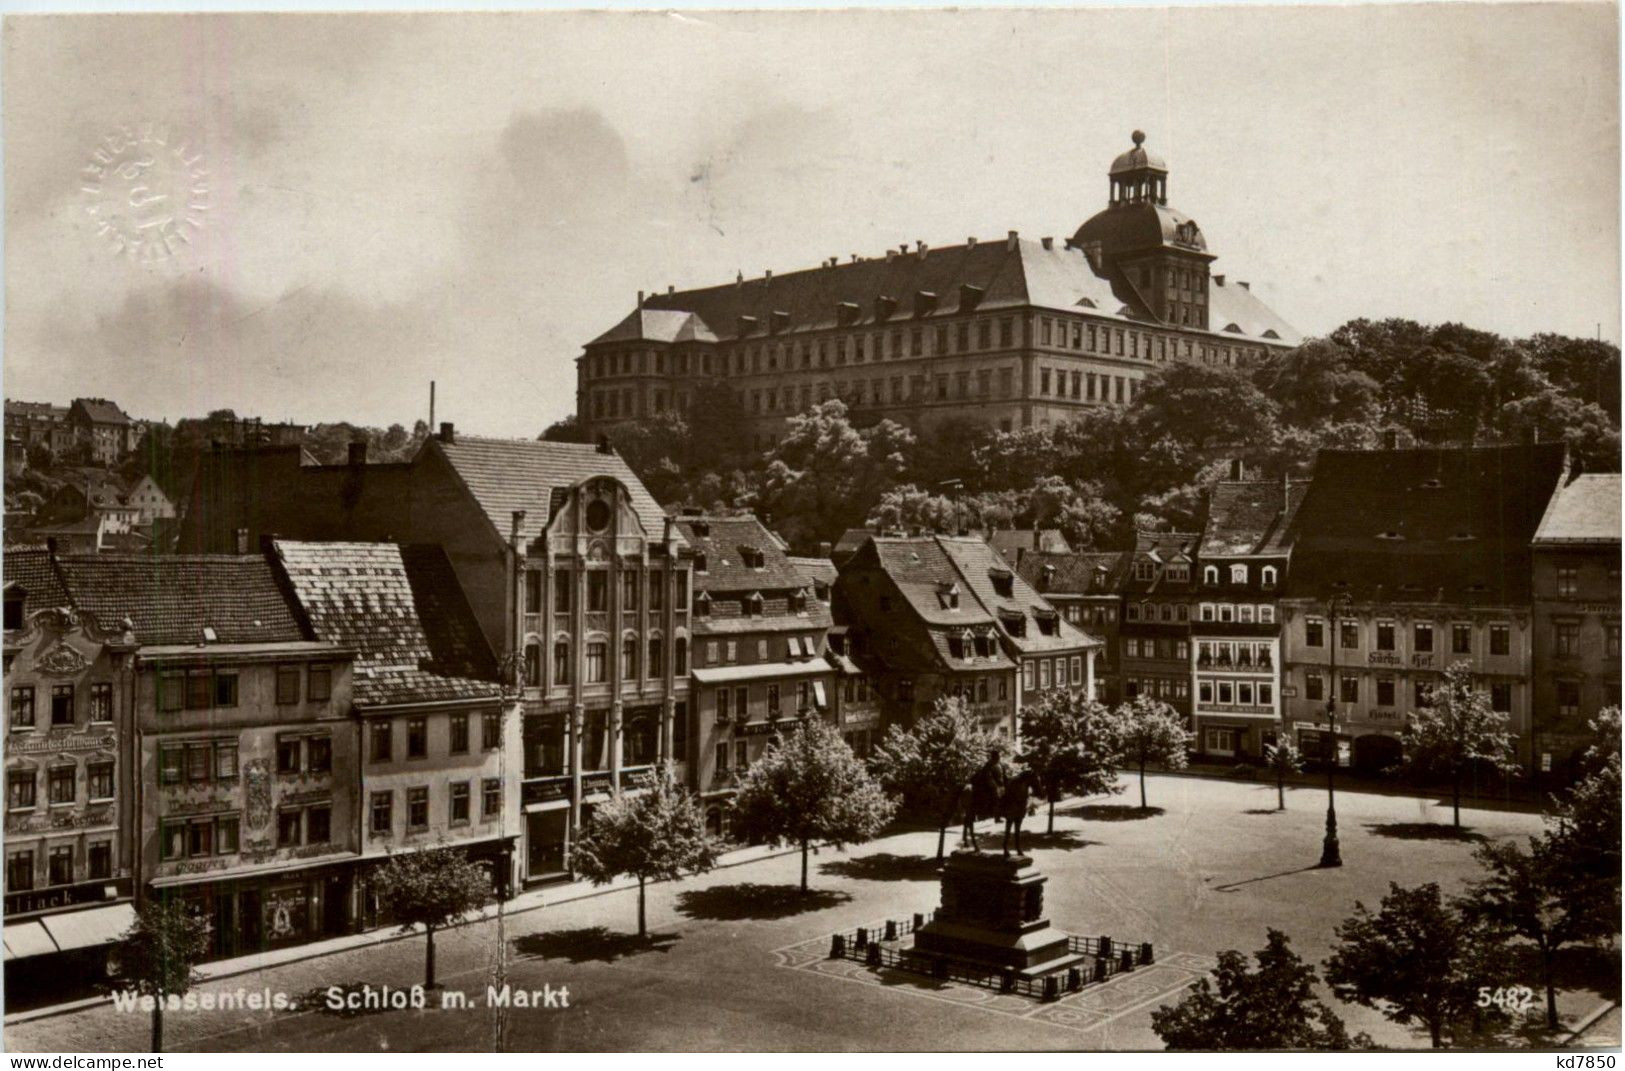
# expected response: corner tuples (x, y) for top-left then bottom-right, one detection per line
(770, 925), (1214, 1037)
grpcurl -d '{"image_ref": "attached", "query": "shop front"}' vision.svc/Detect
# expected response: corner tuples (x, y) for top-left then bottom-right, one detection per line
(152, 858), (357, 960)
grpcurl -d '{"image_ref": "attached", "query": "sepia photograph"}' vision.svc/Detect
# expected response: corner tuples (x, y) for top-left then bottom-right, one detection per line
(0, 2), (1620, 1054)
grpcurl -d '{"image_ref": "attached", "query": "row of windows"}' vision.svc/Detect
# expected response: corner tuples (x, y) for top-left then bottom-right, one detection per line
(159, 805), (334, 858)
(369, 780), (502, 834)
(1125, 638), (1190, 661)
(1038, 367), (1134, 405)
(370, 713), (501, 763)
(1124, 602), (1190, 623)
(1123, 676), (1189, 701)
(1301, 672), (1512, 713)
(703, 635), (820, 665)
(1303, 619), (1511, 656)
(1552, 619), (1621, 658)
(8, 682), (112, 728)
(1197, 680), (1275, 708)
(1197, 603), (1278, 624)
(7, 761), (114, 810)
(694, 590), (813, 617)
(529, 568), (689, 616)
(1196, 642), (1273, 668)
(531, 636), (689, 689)
(1022, 656), (1086, 692)
(713, 679), (828, 720)
(6, 842), (113, 892)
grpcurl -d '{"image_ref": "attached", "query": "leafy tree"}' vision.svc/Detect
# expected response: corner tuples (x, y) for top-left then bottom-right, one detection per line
(113, 898), (213, 1052)
(1150, 929), (1358, 1050)
(540, 414), (592, 443)
(1264, 738), (1304, 811)
(571, 772), (718, 937)
(1465, 836), (1614, 1031)
(865, 483), (962, 534)
(1018, 690), (1124, 832)
(1499, 389), (1620, 471)
(371, 844), (492, 989)
(1129, 362), (1280, 459)
(1400, 661), (1520, 827)
(1547, 706), (1622, 907)
(1252, 339), (1383, 429)
(755, 400), (913, 551)
(1325, 882), (1508, 1048)
(1115, 694), (1193, 810)
(730, 717), (894, 891)
(870, 697), (999, 860)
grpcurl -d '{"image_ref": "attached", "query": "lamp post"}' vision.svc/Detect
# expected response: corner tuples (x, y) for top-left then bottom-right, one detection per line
(1319, 592), (1352, 868)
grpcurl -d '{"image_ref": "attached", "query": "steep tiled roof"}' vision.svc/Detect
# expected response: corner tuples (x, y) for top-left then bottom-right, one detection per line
(1534, 474), (1621, 545)
(987, 529), (1072, 565)
(274, 541), (499, 708)
(426, 435), (676, 548)
(676, 515), (807, 593)
(938, 536), (1099, 653)
(1015, 549), (1130, 597)
(1125, 532), (1201, 595)
(788, 556), (837, 588)
(2, 547), (70, 617)
(1208, 278), (1303, 346)
(1199, 479), (1308, 558)
(70, 397), (131, 425)
(55, 553), (308, 646)
(870, 537), (997, 628)
(594, 237), (1293, 349)
(1288, 442), (1569, 603)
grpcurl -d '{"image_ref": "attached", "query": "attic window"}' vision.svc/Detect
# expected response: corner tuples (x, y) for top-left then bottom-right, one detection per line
(791, 588), (808, 613)
(989, 569), (1014, 597)
(1075, 298), (1097, 309)
(1375, 531), (1406, 541)
(747, 591), (764, 616)
(960, 629), (976, 662)
(813, 581), (830, 602)
(691, 520), (710, 537)
(202, 626), (218, 643)
(1262, 329), (1280, 340)
(940, 583), (960, 610)
(998, 608), (1026, 637)
(694, 552), (709, 573)
(959, 284), (985, 312)
(695, 591), (711, 617)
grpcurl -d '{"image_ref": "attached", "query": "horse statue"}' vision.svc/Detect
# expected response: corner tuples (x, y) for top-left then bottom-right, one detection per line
(960, 749), (1041, 856)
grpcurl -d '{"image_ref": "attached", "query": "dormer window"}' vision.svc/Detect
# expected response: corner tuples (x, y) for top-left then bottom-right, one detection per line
(1376, 531), (1405, 541)
(1166, 563), (1189, 582)
(694, 552), (708, 574)
(790, 588), (808, 614)
(747, 592), (764, 617)
(1230, 564), (1247, 585)
(1261, 566), (1278, 589)
(3, 589), (23, 632)
(940, 583), (961, 610)
(989, 569), (1014, 597)
(1203, 565), (1219, 586)
(695, 591), (711, 617)
(960, 630), (976, 662)
(1133, 560), (1155, 581)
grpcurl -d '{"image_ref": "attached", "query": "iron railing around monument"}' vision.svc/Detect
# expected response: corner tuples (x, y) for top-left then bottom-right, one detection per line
(826, 914), (1154, 1003)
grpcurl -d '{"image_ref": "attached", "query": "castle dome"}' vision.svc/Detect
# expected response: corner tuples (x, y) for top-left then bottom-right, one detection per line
(1109, 130), (1167, 176)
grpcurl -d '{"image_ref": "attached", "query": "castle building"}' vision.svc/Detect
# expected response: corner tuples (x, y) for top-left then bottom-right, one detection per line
(576, 132), (1299, 444)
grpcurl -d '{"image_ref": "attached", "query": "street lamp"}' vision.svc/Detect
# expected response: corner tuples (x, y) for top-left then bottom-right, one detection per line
(1319, 591), (1353, 868)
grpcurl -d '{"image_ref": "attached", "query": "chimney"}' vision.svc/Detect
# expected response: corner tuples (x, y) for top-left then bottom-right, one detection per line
(885, 249), (897, 262)
(1282, 472), (1291, 512)
(1041, 237), (1054, 251)
(916, 241), (928, 259)
(818, 541), (832, 558)
(597, 434), (614, 455)
(1032, 529), (1042, 550)
(438, 421), (455, 444)
(663, 516), (675, 544)
(735, 271), (744, 287)
(637, 290), (645, 309)
(764, 270), (772, 283)
(1006, 230), (1018, 251)
(1213, 274), (1225, 287)
(966, 237), (977, 248)
(235, 527), (250, 555)
(1229, 459), (1244, 480)
(348, 441), (367, 466)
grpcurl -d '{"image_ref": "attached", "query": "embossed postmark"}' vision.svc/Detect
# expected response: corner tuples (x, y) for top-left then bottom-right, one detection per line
(79, 123), (209, 263)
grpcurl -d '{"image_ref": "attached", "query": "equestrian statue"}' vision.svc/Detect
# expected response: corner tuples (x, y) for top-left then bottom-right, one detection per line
(959, 747), (1040, 856)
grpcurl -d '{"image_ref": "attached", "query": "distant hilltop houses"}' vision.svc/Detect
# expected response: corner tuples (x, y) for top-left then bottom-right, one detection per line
(3, 397), (309, 553)
(576, 132), (1300, 449)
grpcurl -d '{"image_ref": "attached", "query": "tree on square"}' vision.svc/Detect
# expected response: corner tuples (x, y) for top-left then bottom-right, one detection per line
(1115, 693), (1193, 811)
(571, 770), (718, 938)
(1325, 882), (1510, 1048)
(1151, 929), (1360, 1050)
(869, 696), (1001, 859)
(1400, 660), (1520, 828)
(371, 843), (492, 990)
(729, 717), (894, 892)
(112, 898), (213, 1053)
(1263, 737), (1304, 811)
(1018, 689), (1125, 832)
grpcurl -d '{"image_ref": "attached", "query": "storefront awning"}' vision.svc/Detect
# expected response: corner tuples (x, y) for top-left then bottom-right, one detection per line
(40, 902), (135, 952)
(692, 660), (831, 685)
(523, 799), (570, 814)
(3, 919), (59, 960)
(150, 850), (360, 889)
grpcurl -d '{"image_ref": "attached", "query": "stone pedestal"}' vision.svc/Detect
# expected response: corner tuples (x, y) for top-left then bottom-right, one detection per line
(911, 850), (1086, 979)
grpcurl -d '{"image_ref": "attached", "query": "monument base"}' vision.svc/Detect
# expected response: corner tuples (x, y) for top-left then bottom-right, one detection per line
(909, 849), (1087, 979)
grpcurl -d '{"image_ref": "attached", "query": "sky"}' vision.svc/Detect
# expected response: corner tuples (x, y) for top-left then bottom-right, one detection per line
(3, 4), (1619, 438)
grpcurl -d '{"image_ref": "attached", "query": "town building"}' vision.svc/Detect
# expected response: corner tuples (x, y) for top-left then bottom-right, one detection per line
(1119, 532), (1197, 719)
(576, 133), (1299, 446)
(66, 399), (138, 464)
(986, 529), (1072, 565)
(272, 541), (522, 909)
(1530, 473), (1622, 778)
(791, 555), (883, 757)
(179, 426), (693, 883)
(2, 549), (139, 985)
(1280, 443), (1569, 774)
(124, 476), (176, 525)
(53, 552), (358, 958)
(1017, 550), (1129, 705)
(676, 514), (835, 836)
(1188, 473), (1306, 760)
(833, 534), (1098, 737)
(4, 401), (75, 455)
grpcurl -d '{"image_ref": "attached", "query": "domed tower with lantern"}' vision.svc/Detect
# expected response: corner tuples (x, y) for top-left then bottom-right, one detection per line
(1070, 131), (1217, 332)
